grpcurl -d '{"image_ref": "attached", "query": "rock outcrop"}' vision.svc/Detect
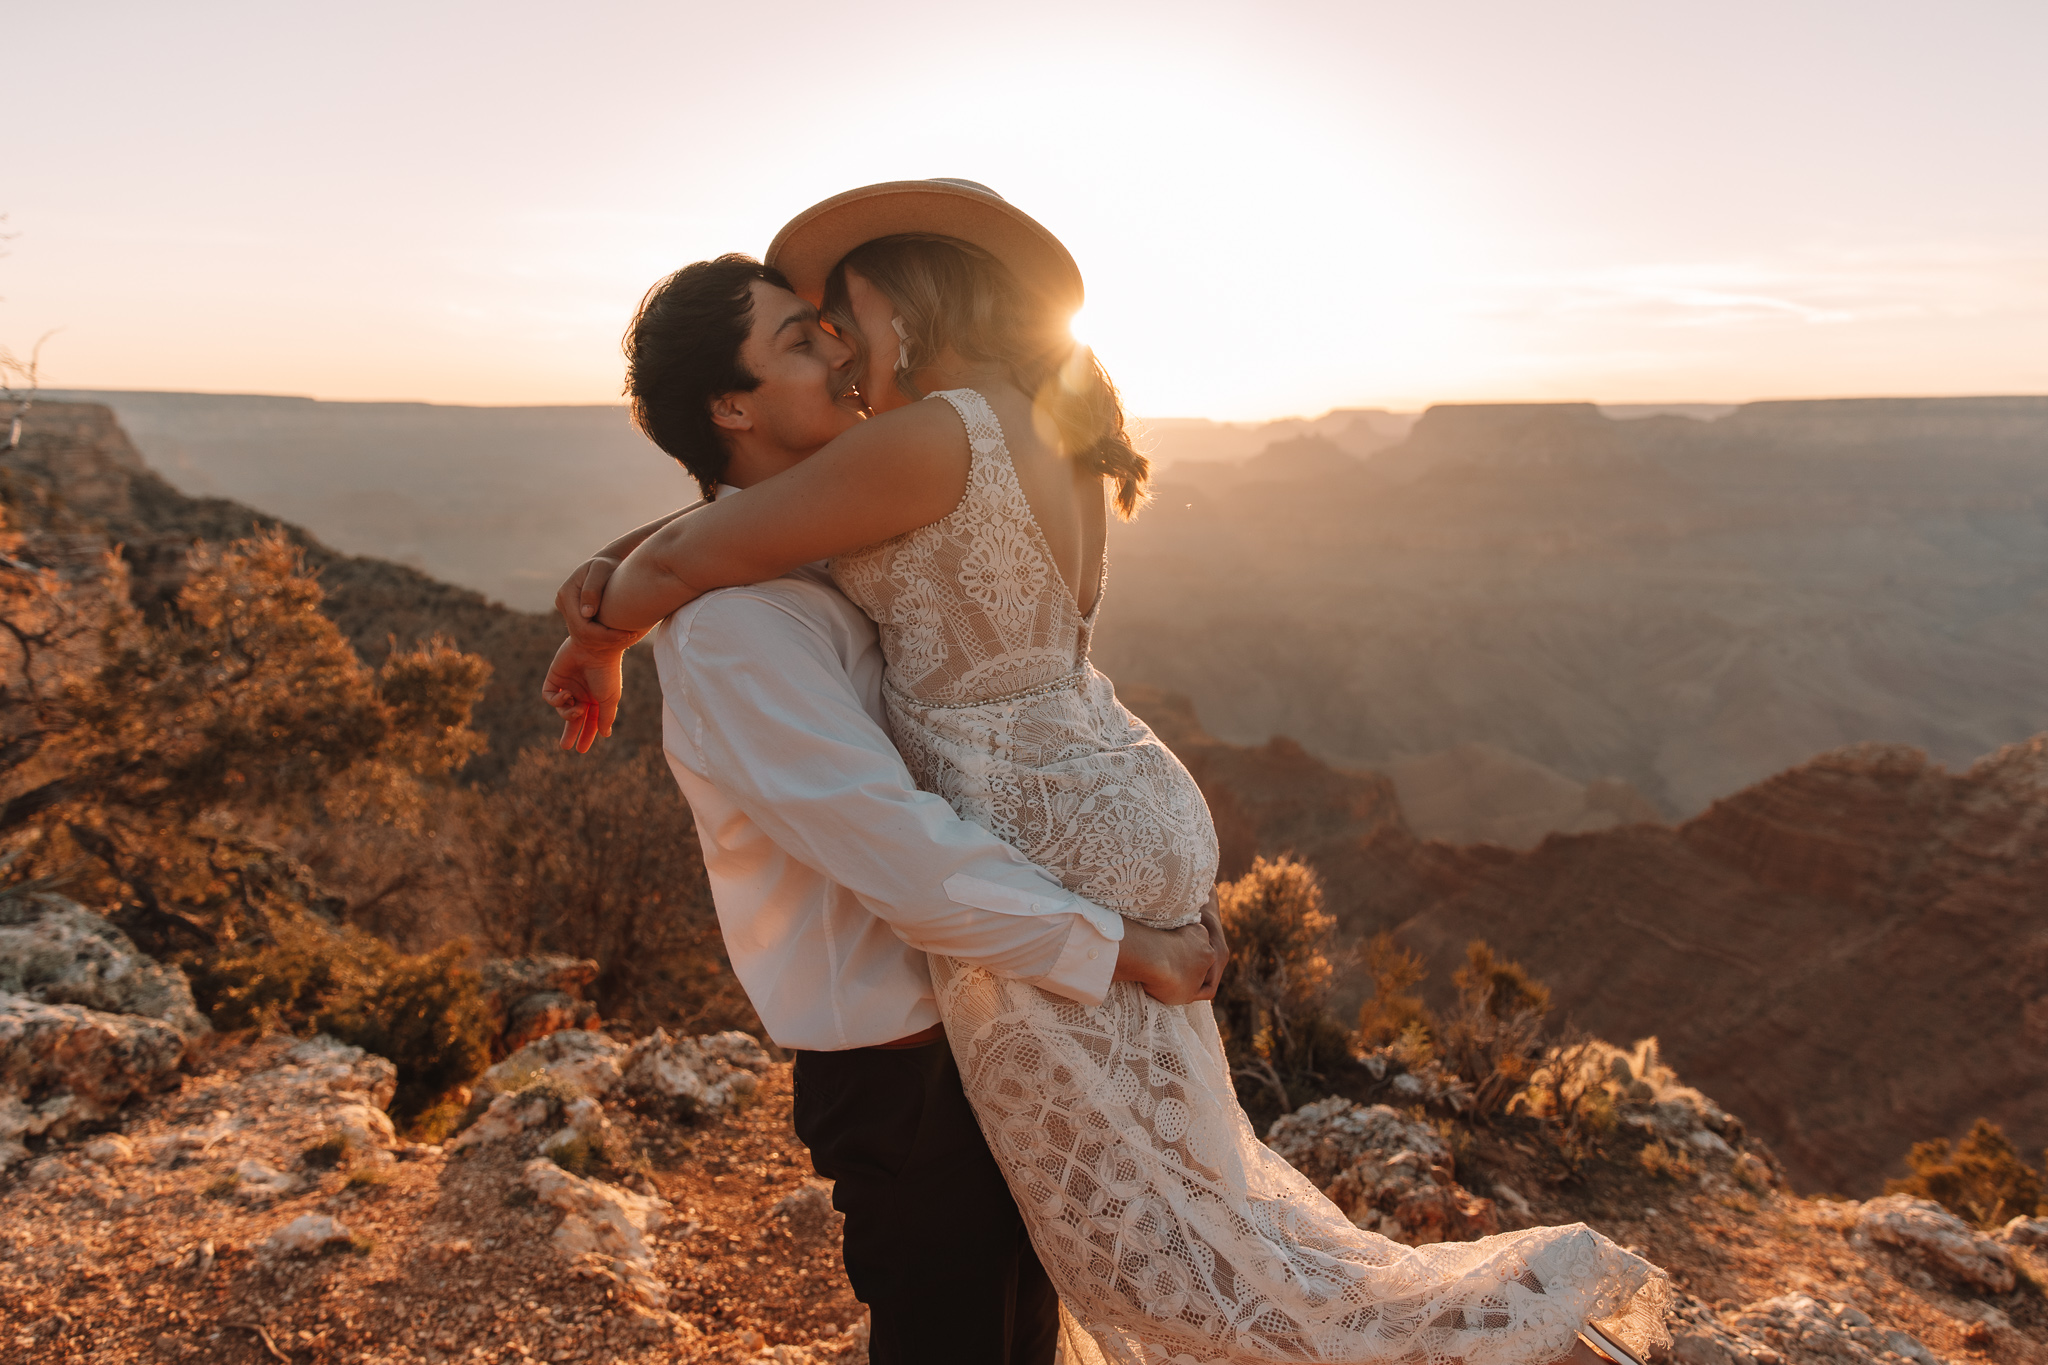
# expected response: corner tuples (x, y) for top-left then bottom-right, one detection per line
(1849, 1196), (2015, 1294)
(451, 1026), (774, 1156)
(1726, 1294), (1942, 1365)
(1265, 1097), (1499, 1244)
(0, 892), (216, 1168)
(479, 954), (603, 1054)
(620, 1029), (772, 1116)
(0, 893), (210, 1038)
(1997, 1216), (2048, 1248)
(0, 995), (187, 1167)
(523, 1158), (671, 1311)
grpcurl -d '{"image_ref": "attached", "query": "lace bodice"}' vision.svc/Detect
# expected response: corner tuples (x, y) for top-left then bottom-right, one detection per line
(831, 387), (1106, 710)
(832, 388), (1216, 929)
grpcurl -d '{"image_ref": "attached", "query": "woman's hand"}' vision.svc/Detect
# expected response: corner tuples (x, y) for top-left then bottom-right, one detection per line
(541, 635), (627, 753)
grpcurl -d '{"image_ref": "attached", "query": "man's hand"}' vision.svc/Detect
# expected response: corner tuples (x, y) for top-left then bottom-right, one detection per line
(541, 635), (627, 753)
(1112, 920), (1217, 1007)
(1194, 888), (1231, 1002)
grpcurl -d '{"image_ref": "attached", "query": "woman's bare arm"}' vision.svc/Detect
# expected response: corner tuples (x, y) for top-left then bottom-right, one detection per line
(597, 400), (970, 631)
(557, 500), (704, 628)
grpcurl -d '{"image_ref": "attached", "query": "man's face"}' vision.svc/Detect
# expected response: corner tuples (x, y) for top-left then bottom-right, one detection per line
(720, 280), (862, 483)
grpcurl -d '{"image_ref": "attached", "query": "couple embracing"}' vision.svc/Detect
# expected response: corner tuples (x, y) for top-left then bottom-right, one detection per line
(542, 180), (1671, 1365)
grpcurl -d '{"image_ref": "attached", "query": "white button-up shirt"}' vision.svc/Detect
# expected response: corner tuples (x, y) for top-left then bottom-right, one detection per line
(651, 561), (1123, 1051)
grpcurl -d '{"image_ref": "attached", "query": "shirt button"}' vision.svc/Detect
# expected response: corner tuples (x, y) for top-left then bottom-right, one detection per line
(1087, 950), (1099, 960)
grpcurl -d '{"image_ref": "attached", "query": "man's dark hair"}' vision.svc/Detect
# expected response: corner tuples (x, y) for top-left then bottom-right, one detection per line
(624, 254), (791, 498)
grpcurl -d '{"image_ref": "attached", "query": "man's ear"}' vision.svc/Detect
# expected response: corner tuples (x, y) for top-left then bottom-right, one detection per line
(709, 392), (752, 433)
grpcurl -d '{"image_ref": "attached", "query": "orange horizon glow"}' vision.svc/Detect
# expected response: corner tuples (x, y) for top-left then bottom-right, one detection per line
(5, 2), (2044, 423)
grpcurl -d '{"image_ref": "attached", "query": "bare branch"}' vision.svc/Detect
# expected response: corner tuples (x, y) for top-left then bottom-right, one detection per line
(1, 329), (60, 453)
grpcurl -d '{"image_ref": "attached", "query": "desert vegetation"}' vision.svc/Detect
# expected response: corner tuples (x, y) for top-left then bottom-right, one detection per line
(1887, 1118), (2048, 1230)
(1209, 848), (1698, 1186)
(0, 467), (753, 1135)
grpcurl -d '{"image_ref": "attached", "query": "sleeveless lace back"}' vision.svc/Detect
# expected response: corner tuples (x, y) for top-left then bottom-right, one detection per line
(831, 390), (1671, 1364)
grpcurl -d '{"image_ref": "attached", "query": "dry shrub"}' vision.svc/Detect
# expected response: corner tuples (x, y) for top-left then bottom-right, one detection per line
(0, 530), (489, 953)
(1888, 1118), (2046, 1229)
(193, 913), (493, 1121)
(461, 745), (756, 1038)
(1356, 933), (1430, 1047)
(1214, 855), (1352, 1117)
(1638, 1138), (1695, 1182)
(1513, 1030), (1617, 1136)
(1435, 941), (1552, 1117)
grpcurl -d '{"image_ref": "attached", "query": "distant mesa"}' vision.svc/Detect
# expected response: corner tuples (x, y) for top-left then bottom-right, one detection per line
(1379, 741), (1660, 849)
(1373, 401), (1642, 478)
(1134, 407), (1415, 468)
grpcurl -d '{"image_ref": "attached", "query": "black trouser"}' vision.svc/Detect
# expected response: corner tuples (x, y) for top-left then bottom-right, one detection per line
(791, 1039), (1059, 1365)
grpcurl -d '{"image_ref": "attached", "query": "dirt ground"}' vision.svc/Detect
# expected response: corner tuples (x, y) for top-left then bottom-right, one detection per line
(1, 1033), (861, 1364)
(3, 1032), (2044, 1365)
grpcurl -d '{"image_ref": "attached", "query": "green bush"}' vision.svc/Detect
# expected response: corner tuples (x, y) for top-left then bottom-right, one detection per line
(192, 913), (492, 1121)
(1887, 1118), (2045, 1229)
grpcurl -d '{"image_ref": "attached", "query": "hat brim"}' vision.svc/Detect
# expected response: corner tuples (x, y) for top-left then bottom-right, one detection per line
(766, 181), (1084, 316)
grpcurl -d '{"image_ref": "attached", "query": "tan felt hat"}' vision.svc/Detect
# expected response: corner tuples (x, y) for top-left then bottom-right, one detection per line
(766, 178), (1084, 315)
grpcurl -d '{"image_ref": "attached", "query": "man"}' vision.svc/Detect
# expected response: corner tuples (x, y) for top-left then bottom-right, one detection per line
(543, 255), (1222, 1365)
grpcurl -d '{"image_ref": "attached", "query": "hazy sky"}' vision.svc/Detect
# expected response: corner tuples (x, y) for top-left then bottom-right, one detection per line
(8, 1), (2045, 419)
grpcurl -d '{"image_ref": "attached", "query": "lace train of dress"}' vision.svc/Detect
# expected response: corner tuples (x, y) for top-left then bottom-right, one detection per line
(830, 390), (1671, 1364)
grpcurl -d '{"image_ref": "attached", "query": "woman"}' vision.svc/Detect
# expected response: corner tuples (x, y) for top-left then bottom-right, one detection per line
(546, 180), (1670, 1365)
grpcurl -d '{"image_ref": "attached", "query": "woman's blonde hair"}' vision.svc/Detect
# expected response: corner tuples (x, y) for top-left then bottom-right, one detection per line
(822, 234), (1150, 518)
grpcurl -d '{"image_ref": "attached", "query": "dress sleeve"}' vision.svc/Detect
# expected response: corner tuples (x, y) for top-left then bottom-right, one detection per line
(658, 588), (1122, 1005)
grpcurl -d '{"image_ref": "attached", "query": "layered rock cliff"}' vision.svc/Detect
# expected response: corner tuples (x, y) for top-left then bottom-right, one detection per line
(1125, 688), (2048, 1197)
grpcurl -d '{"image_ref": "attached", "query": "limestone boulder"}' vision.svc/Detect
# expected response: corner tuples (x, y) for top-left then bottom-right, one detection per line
(471, 1028), (625, 1108)
(0, 994), (187, 1169)
(522, 1157), (669, 1311)
(230, 1035), (400, 1157)
(1665, 1293), (1782, 1365)
(0, 894), (208, 1037)
(446, 1091), (552, 1153)
(1852, 1195), (2014, 1294)
(1265, 1097), (1498, 1245)
(538, 1094), (615, 1165)
(619, 1029), (771, 1118)
(261, 1213), (355, 1258)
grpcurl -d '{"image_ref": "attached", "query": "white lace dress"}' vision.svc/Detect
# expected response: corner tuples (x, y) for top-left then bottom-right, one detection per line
(830, 389), (1671, 1365)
